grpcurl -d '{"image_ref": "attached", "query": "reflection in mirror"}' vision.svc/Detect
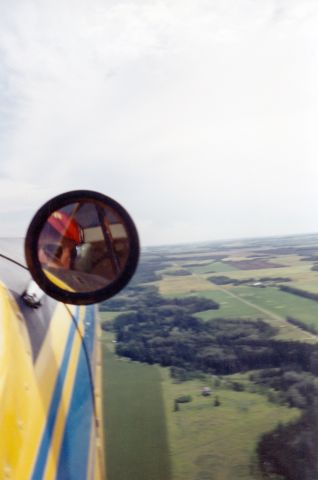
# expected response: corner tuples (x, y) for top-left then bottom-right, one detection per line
(38, 201), (130, 293)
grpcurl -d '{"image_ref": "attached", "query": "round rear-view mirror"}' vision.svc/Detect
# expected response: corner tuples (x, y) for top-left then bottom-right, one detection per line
(25, 190), (140, 305)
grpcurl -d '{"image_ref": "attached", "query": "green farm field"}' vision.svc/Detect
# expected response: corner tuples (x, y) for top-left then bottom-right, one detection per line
(154, 242), (318, 341)
(158, 274), (214, 296)
(191, 288), (318, 342)
(101, 332), (300, 480)
(234, 286), (318, 329)
(187, 261), (239, 274)
(103, 334), (299, 480)
(289, 279), (318, 293)
(203, 261), (317, 286)
(192, 289), (264, 319)
(101, 334), (171, 480)
(161, 370), (300, 480)
(101, 233), (318, 479)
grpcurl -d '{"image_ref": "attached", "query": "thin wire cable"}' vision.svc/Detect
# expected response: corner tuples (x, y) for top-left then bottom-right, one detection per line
(0, 254), (28, 270)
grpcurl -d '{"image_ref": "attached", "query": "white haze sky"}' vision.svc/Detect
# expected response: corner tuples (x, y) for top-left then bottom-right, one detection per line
(0, 0), (318, 245)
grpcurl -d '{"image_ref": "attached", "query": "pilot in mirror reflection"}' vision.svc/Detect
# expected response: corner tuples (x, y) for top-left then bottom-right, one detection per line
(39, 211), (82, 269)
(38, 210), (110, 292)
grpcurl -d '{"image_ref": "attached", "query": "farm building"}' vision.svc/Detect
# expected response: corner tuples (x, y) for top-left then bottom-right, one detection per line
(201, 387), (212, 396)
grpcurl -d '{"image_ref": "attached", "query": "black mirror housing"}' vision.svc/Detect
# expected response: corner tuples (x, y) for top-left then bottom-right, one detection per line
(25, 190), (140, 305)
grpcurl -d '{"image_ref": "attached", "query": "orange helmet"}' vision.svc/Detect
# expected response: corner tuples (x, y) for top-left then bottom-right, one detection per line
(48, 211), (83, 245)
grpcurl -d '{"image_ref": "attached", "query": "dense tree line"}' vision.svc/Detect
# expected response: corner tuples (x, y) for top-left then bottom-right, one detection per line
(208, 275), (291, 286)
(100, 285), (162, 311)
(100, 285), (219, 313)
(170, 296), (219, 312)
(252, 364), (318, 477)
(286, 316), (318, 335)
(112, 308), (318, 376)
(259, 246), (318, 256)
(259, 276), (291, 282)
(181, 262), (212, 267)
(170, 366), (206, 382)
(258, 408), (318, 480)
(250, 368), (318, 409)
(279, 285), (318, 302)
(166, 254), (224, 262)
(207, 275), (238, 285)
(164, 269), (192, 276)
(300, 255), (318, 262)
(121, 254), (173, 285)
(129, 260), (165, 284)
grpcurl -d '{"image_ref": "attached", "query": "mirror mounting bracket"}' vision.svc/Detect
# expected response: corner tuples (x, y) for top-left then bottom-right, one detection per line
(22, 280), (45, 308)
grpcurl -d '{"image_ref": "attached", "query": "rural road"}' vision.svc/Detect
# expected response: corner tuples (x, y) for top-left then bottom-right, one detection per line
(217, 285), (318, 341)
(191, 272), (318, 342)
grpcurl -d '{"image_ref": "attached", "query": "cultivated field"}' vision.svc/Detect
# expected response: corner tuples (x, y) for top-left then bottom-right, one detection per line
(101, 330), (171, 480)
(161, 370), (299, 480)
(101, 233), (318, 480)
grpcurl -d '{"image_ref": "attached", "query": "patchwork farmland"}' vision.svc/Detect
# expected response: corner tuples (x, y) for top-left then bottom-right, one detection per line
(101, 233), (318, 480)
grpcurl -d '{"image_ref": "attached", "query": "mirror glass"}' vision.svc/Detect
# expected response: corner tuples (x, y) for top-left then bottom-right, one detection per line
(37, 200), (130, 293)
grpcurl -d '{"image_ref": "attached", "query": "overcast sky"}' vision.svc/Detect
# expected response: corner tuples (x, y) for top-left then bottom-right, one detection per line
(0, 0), (318, 246)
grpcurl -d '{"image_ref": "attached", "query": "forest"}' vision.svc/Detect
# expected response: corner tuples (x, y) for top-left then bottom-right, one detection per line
(101, 256), (318, 479)
(257, 408), (318, 480)
(111, 306), (318, 376)
(102, 285), (318, 378)
(100, 284), (219, 313)
(279, 285), (318, 302)
(208, 275), (291, 286)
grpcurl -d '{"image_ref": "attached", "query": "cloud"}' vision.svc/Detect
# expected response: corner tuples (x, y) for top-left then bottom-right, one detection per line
(0, 178), (57, 235)
(0, 0), (318, 244)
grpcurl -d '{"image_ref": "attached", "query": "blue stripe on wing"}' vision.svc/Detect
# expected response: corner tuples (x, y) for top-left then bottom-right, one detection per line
(56, 305), (97, 480)
(31, 306), (79, 480)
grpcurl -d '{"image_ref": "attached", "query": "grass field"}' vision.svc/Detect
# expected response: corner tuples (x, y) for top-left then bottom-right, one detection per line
(155, 246), (318, 342)
(193, 289), (262, 319)
(161, 369), (300, 480)
(233, 286), (318, 329)
(102, 334), (171, 480)
(158, 274), (214, 296)
(188, 288), (317, 342)
(188, 261), (239, 274)
(101, 234), (318, 479)
(290, 279), (318, 293)
(101, 331), (299, 480)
